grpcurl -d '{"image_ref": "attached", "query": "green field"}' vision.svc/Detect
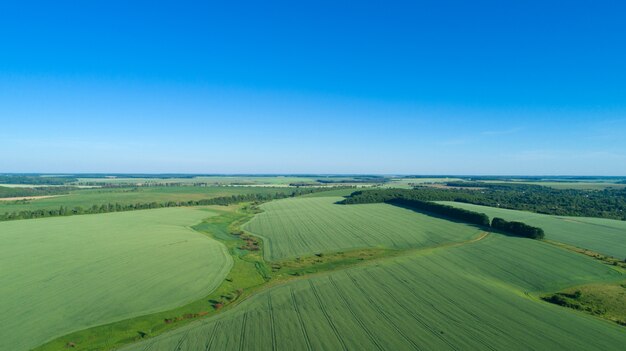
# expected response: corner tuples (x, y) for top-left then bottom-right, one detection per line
(74, 175), (383, 187)
(120, 234), (625, 351)
(5, 181), (626, 351)
(0, 186), (302, 215)
(0, 207), (231, 351)
(382, 177), (463, 188)
(74, 176), (318, 186)
(440, 201), (626, 259)
(243, 196), (482, 260)
(481, 180), (626, 190)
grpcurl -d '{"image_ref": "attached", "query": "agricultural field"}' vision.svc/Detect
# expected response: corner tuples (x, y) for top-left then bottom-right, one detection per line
(0, 207), (231, 351)
(0, 186), (306, 215)
(382, 177), (463, 188)
(120, 234), (626, 351)
(4, 178), (626, 351)
(243, 196), (483, 260)
(439, 201), (626, 259)
(73, 175), (385, 187)
(480, 180), (626, 190)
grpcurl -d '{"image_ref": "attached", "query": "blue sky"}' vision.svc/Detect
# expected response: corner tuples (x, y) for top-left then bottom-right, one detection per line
(1, 1), (625, 174)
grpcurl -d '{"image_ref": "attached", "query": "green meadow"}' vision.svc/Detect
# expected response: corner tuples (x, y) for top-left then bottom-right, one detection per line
(0, 207), (232, 351)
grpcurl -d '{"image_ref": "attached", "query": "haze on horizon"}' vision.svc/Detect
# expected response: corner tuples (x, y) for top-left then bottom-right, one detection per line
(1, 1), (625, 175)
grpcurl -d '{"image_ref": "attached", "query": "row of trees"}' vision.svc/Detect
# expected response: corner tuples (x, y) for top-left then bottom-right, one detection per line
(342, 192), (545, 240)
(340, 186), (626, 220)
(0, 187), (341, 222)
(491, 217), (545, 239)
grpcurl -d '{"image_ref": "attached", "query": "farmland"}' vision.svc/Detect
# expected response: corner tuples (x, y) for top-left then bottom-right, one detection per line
(0, 186), (306, 215)
(439, 201), (626, 259)
(3, 177), (626, 351)
(120, 234), (626, 351)
(0, 207), (232, 351)
(243, 196), (482, 260)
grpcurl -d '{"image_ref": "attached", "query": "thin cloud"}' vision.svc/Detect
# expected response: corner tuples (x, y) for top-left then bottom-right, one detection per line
(481, 127), (523, 136)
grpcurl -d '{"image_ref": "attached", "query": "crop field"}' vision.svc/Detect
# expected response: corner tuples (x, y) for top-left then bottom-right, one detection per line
(480, 180), (626, 190)
(0, 207), (231, 351)
(243, 196), (483, 260)
(74, 176), (319, 186)
(121, 234), (625, 351)
(4, 180), (626, 351)
(0, 186), (303, 215)
(74, 176), (383, 187)
(381, 177), (463, 189)
(439, 201), (626, 258)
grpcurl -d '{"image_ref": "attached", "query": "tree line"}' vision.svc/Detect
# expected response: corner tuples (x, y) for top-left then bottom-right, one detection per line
(0, 186), (76, 199)
(0, 175), (77, 185)
(0, 187), (343, 222)
(341, 186), (626, 220)
(342, 192), (545, 240)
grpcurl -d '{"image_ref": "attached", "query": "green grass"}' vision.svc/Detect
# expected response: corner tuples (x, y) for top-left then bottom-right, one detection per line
(544, 281), (626, 326)
(243, 196), (483, 260)
(120, 233), (625, 351)
(0, 207), (232, 351)
(439, 201), (626, 259)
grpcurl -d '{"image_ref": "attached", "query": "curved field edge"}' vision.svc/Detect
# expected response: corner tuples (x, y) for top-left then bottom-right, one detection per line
(438, 201), (626, 259)
(119, 234), (626, 351)
(0, 207), (233, 351)
(32, 205), (267, 351)
(33, 201), (488, 351)
(36, 199), (626, 350)
(243, 196), (484, 261)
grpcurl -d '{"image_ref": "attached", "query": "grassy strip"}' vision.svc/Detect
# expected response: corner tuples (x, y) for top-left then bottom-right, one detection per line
(544, 239), (626, 270)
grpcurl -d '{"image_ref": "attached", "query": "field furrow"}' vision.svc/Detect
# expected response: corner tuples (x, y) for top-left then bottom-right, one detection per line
(0, 207), (232, 351)
(244, 196), (482, 260)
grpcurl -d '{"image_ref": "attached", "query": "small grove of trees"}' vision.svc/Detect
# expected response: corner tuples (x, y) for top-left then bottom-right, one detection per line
(491, 217), (545, 239)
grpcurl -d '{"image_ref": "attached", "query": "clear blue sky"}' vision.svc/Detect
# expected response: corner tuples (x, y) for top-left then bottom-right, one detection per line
(1, 1), (625, 175)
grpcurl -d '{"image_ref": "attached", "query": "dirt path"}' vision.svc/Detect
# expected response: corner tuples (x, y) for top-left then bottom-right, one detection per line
(0, 195), (64, 201)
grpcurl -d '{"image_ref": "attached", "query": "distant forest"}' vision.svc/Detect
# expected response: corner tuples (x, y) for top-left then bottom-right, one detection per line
(0, 175), (76, 185)
(0, 186), (76, 199)
(342, 184), (626, 220)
